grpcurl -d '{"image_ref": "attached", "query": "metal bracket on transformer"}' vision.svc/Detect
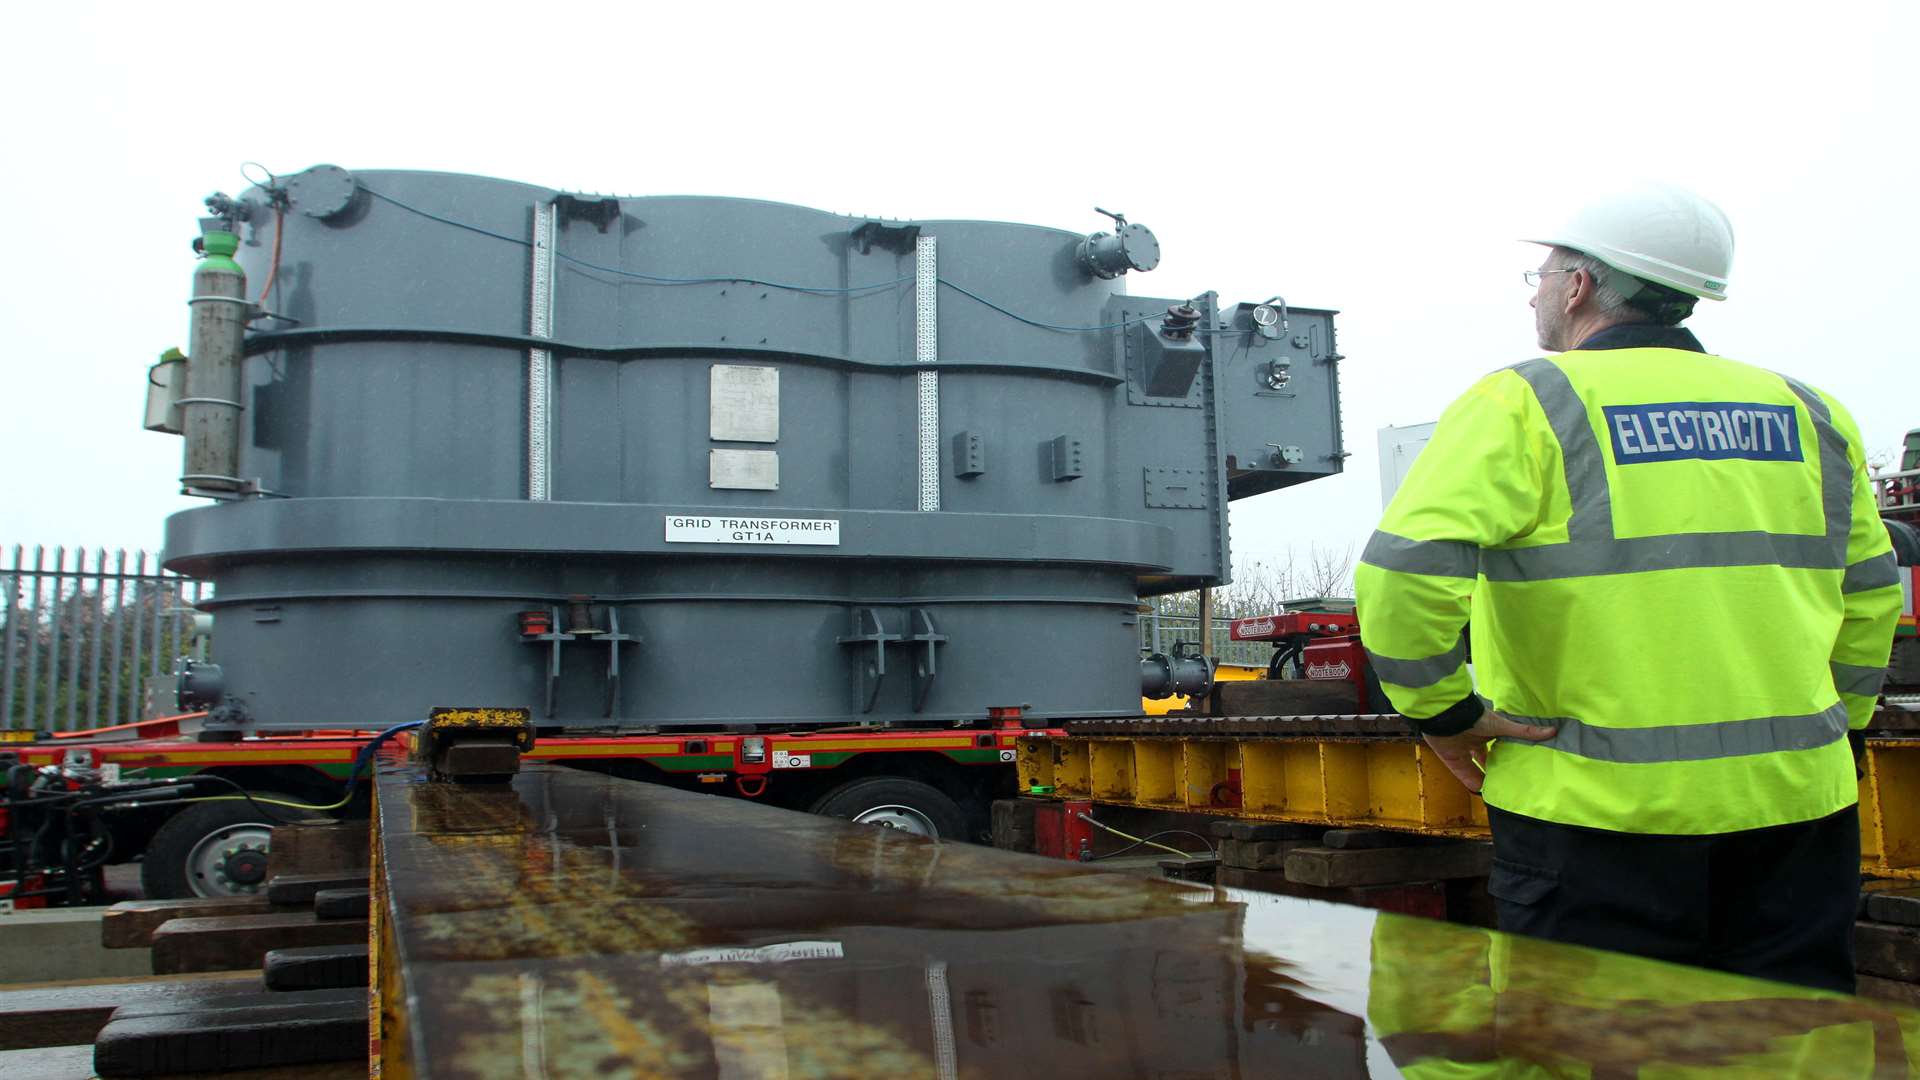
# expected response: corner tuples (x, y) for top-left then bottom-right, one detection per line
(837, 607), (947, 714)
(521, 604), (639, 720)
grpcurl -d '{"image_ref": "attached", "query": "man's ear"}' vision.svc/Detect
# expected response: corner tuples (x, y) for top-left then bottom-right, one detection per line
(1562, 267), (1592, 313)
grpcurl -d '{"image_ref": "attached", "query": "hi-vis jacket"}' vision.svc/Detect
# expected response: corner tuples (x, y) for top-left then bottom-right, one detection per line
(1353, 324), (1902, 835)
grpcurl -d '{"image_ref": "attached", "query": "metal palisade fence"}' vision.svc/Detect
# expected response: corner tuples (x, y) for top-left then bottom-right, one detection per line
(1, 545), (211, 732)
(1138, 600), (1271, 668)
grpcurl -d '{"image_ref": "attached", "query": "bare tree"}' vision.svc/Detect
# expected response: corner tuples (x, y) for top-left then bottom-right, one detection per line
(1143, 544), (1359, 663)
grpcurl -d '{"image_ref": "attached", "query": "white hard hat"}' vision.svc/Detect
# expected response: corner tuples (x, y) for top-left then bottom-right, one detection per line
(1524, 182), (1734, 301)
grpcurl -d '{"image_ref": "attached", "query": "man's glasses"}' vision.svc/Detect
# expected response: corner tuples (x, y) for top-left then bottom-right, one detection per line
(1523, 268), (1581, 287)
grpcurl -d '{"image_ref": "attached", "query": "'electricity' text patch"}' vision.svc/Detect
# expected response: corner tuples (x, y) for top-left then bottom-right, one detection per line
(1602, 402), (1802, 464)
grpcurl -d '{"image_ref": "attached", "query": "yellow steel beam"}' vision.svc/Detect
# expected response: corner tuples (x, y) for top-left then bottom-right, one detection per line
(1018, 734), (1488, 839)
(1020, 734), (1920, 879)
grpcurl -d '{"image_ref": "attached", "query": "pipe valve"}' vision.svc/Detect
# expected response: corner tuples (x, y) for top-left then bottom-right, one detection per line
(1077, 208), (1161, 279)
(1140, 643), (1216, 700)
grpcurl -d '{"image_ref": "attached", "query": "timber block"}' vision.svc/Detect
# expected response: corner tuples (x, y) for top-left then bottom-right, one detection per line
(263, 945), (370, 991)
(990, 799), (1038, 853)
(102, 897), (274, 949)
(1215, 867), (1448, 918)
(0, 971), (259, 1051)
(312, 888), (370, 921)
(266, 822), (369, 878)
(151, 913), (369, 975)
(93, 988), (366, 1076)
(1211, 679), (1365, 717)
(1860, 878), (1913, 917)
(1220, 838), (1312, 871)
(266, 871), (368, 909)
(1284, 841), (1493, 888)
(1321, 828), (1443, 850)
(1865, 889), (1920, 928)
(1228, 822), (1319, 842)
(1857, 974), (1920, 1008)
(1855, 921), (1920, 982)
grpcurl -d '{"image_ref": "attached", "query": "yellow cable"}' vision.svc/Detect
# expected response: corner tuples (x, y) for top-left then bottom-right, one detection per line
(1075, 813), (1196, 859)
(178, 792), (349, 812)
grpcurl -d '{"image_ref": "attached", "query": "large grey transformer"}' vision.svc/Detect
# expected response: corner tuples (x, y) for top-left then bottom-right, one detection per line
(154, 166), (1343, 731)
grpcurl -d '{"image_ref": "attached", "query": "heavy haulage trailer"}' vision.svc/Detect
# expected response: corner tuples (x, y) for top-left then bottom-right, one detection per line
(0, 164), (1345, 905)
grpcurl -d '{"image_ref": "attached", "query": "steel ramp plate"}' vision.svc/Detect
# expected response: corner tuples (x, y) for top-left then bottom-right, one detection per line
(371, 763), (1920, 1078)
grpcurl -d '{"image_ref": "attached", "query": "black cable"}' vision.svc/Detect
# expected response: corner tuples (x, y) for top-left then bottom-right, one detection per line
(170, 773), (325, 826)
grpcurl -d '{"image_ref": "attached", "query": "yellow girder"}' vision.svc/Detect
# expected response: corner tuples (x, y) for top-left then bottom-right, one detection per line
(1020, 732), (1920, 879)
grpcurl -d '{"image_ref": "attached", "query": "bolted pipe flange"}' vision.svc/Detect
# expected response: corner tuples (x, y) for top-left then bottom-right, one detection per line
(1077, 212), (1161, 279)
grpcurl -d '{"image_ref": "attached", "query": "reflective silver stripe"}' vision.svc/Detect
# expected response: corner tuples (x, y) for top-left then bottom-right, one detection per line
(1833, 661), (1888, 698)
(1481, 530), (1848, 581)
(1499, 701), (1850, 764)
(1512, 359), (1614, 541)
(1475, 369), (1859, 582)
(1361, 531), (1478, 578)
(1366, 636), (1469, 690)
(1778, 376), (1853, 562)
(1843, 551), (1900, 593)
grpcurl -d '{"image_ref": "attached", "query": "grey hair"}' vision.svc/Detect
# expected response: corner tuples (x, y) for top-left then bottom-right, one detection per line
(1547, 247), (1696, 325)
(1548, 248), (1638, 315)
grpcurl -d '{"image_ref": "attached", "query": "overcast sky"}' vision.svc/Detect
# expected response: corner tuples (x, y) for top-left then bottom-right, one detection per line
(3, 2), (1912, 581)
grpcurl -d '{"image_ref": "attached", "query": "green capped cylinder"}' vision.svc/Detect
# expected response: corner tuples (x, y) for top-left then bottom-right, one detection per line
(181, 229), (248, 495)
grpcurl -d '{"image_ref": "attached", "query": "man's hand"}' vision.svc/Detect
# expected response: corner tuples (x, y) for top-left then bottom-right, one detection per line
(1423, 708), (1557, 794)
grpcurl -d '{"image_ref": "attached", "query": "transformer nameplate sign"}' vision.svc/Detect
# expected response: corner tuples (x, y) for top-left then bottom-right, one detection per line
(710, 365), (780, 443)
(709, 448), (779, 490)
(665, 516), (841, 546)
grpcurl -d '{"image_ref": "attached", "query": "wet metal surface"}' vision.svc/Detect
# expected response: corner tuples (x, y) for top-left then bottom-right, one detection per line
(374, 763), (1920, 1078)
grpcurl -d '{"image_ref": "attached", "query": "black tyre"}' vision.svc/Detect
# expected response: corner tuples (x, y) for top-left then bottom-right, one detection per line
(809, 777), (967, 840)
(140, 792), (308, 899)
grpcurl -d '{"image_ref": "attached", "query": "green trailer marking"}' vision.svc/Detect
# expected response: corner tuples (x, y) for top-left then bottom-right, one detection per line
(648, 753), (740, 773)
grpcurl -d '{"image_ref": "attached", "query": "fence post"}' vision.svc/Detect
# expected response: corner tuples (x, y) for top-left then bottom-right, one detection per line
(85, 548), (106, 729)
(44, 546), (67, 730)
(107, 549), (126, 727)
(1, 545), (17, 728)
(62, 546), (86, 731)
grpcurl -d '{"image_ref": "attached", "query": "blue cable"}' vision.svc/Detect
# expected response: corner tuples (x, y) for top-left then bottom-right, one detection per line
(362, 187), (910, 296)
(936, 278), (1169, 333)
(336, 719), (428, 801)
(359, 185), (1176, 331)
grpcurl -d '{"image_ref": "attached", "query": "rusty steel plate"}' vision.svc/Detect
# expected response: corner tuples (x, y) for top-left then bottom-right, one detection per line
(372, 764), (1920, 1078)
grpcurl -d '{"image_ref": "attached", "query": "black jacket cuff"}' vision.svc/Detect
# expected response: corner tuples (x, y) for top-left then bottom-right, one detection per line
(1409, 695), (1483, 737)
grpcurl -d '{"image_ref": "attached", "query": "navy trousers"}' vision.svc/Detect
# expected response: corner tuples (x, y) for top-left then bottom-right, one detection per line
(1486, 803), (1860, 994)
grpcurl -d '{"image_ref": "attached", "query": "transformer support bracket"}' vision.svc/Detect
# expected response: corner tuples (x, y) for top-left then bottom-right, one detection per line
(837, 607), (902, 714)
(522, 605), (638, 719)
(907, 608), (947, 712)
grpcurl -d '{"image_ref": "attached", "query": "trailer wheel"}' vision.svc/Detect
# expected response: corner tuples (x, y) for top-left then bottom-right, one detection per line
(140, 792), (310, 899)
(810, 778), (967, 840)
